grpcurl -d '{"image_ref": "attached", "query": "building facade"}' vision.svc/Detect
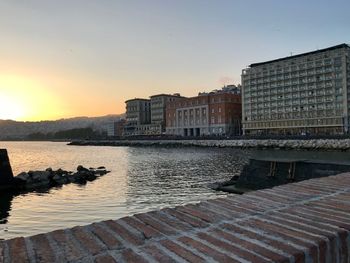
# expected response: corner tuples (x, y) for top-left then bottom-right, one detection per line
(150, 94), (183, 134)
(242, 43), (350, 135)
(166, 87), (242, 136)
(124, 98), (151, 136)
(124, 94), (183, 136)
(105, 119), (126, 137)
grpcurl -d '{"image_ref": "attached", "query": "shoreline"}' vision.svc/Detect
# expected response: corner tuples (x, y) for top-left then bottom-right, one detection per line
(68, 138), (350, 151)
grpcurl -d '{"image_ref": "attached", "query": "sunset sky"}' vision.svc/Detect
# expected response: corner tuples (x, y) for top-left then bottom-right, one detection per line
(0, 0), (349, 121)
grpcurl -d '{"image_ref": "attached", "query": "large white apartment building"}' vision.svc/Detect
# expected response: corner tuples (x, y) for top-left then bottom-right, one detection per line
(242, 43), (350, 135)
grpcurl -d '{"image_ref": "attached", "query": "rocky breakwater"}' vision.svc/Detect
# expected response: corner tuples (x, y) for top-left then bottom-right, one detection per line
(12, 165), (110, 191)
(69, 138), (350, 151)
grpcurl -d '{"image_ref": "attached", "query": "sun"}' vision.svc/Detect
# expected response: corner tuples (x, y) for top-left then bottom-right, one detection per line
(0, 94), (25, 120)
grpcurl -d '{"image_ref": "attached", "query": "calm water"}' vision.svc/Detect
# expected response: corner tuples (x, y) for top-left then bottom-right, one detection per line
(2, 142), (350, 240)
(0, 142), (252, 240)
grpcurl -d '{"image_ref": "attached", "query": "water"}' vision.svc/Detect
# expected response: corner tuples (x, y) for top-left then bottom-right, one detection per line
(2, 142), (349, 240)
(0, 142), (251, 240)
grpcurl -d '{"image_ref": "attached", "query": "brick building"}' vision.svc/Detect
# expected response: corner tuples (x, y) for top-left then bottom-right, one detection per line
(166, 87), (242, 136)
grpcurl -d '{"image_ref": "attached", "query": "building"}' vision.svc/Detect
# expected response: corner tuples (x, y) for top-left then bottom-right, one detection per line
(105, 119), (126, 137)
(124, 94), (183, 136)
(124, 98), (151, 136)
(150, 94), (184, 134)
(114, 119), (126, 137)
(242, 43), (350, 135)
(166, 86), (242, 136)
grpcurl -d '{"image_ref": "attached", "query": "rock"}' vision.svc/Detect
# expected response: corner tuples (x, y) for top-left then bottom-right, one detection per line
(53, 174), (68, 184)
(94, 169), (108, 176)
(71, 172), (87, 184)
(46, 167), (53, 172)
(31, 171), (50, 182)
(77, 165), (89, 172)
(16, 172), (30, 182)
(97, 166), (105, 170)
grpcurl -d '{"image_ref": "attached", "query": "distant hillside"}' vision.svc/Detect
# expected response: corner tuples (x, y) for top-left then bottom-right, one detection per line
(0, 114), (125, 140)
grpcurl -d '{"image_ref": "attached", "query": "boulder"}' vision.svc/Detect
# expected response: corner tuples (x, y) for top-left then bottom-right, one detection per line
(52, 174), (69, 185)
(16, 172), (30, 182)
(30, 171), (50, 182)
(77, 165), (89, 173)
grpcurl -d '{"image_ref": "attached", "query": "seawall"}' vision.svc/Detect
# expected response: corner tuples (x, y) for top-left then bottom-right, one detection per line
(69, 139), (350, 151)
(1, 173), (350, 262)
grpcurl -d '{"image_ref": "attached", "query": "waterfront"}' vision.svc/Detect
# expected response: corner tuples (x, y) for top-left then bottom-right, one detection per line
(2, 141), (350, 240)
(0, 142), (250, 240)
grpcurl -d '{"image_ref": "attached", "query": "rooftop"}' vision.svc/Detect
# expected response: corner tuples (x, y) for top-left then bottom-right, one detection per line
(125, 98), (150, 103)
(249, 43), (350, 68)
(149, 93), (184, 98)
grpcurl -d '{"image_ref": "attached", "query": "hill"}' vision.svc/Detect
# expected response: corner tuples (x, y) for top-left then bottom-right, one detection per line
(0, 114), (125, 140)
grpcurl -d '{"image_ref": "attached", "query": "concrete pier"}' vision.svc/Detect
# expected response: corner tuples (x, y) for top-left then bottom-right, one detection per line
(1, 173), (350, 262)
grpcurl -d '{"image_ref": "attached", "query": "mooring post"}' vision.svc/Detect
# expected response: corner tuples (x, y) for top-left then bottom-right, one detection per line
(0, 149), (14, 188)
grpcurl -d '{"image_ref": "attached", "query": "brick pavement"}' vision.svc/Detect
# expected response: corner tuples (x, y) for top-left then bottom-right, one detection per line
(1, 173), (350, 262)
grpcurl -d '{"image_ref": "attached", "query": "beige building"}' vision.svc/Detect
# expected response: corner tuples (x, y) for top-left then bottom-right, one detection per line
(242, 43), (350, 135)
(124, 94), (183, 136)
(150, 94), (183, 134)
(124, 98), (151, 136)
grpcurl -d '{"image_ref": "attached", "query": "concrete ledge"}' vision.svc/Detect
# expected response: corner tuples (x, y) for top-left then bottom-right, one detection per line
(2, 173), (350, 262)
(69, 139), (350, 151)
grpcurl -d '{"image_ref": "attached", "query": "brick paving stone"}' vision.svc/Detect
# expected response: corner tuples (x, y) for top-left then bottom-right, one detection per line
(3, 173), (350, 263)
(197, 201), (246, 218)
(94, 253), (117, 263)
(119, 216), (163, 239)
(202, 199), (254, 216)
(104, 220), (145, 246)
(248, 190), (293, 202)
(224, 223), (306, 263)
(176, 204), (225, 223)
(295, 206), (350, 229)
(162, 208), (209, 228)
(50, 229), (85, 262)
(268, 211), (349, 263)
(121, 248), (149, 263)
(91, 223), (123, 250)
(7, 237), (29, 263)
(147, 211), (192, 232)
(71, 226), (105, 256)
(134, 213), (177, 235)
(223, 198), (267, 213)
(29, 234), (56, 263)
(240, 218), (319, 262)
(0, 242), (4, 263)
(212, 228), (290, 263)
(178, 235), (242, 263)
(196, 232), (271, 263)
(141, 244), (177, 263)
(260, 215), (329, 263)
(160, 239), (206, 263)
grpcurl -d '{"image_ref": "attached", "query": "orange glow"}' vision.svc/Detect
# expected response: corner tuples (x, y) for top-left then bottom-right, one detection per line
(0, 74), (66, 121)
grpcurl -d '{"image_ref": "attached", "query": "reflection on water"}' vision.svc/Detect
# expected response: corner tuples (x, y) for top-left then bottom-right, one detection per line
(0, 142), (250, 239)
(1, 141), (348, 240)
(0, 193), (13, 225)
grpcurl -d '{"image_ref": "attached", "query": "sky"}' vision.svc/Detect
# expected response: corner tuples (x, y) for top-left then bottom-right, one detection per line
(0, 0), (349, 121)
